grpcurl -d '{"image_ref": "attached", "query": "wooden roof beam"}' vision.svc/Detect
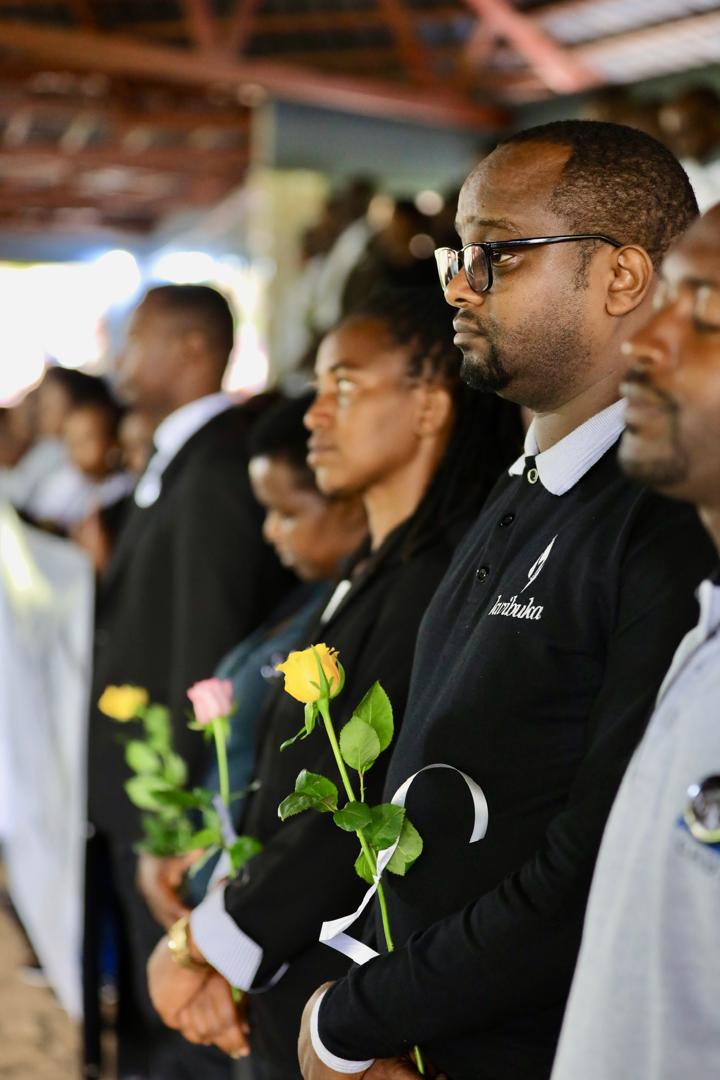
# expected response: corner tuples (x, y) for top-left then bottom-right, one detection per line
(225, 0), (264, 56)
(0, 144), (249, 171)
(181, 0), (219, 52)
(65, 0), (97, 30)
(375, 0), (439, 87)
(2, 107), (33, 148)
(136, 6), (465, 38)
(0, 96), (251, 134)
(462, 0), (601, 94)
(0, 21), (509, 131)
(0, 182), (242, 213)
(0, 211), (152, 235)
(59, 110), (99, 152)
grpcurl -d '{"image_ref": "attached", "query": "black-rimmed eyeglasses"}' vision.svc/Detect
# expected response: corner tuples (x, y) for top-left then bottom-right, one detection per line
(435, 234), (623, 295)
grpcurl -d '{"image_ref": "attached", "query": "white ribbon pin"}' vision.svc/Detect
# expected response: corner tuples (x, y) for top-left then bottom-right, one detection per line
(319, 764), (489, 965)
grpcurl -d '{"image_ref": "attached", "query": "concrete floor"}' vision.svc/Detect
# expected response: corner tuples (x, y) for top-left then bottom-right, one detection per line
(0, 877), (80, 1079)
(0, 869), (250, 1080)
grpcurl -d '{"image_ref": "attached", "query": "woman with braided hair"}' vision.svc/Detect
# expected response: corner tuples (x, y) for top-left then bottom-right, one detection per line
(147, 287), (522, 1079)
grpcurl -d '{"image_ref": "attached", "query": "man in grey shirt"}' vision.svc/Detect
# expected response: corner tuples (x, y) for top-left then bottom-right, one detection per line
(552, 203), (720, 1079)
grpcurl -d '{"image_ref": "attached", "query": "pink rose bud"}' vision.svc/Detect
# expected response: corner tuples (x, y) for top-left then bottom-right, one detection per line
(187, 678), (234, 726)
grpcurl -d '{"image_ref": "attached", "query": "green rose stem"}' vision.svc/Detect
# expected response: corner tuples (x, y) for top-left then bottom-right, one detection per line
(317, 699), (425, 1076)
(212, 717), (231, 810)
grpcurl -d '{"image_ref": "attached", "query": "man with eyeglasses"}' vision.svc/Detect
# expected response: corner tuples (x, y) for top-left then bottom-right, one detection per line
(298, 120), (716, 1080)
(550, 202), (720, 1080)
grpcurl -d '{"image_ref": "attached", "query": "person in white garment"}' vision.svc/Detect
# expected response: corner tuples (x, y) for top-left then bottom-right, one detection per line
(551, 201), (720, 1080)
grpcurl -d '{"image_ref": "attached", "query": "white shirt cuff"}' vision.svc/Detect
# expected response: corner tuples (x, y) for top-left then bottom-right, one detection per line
(310, 989), (376, 1074)
(189, 885), (263, 991)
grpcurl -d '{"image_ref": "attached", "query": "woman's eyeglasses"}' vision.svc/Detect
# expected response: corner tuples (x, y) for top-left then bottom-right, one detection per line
(434, 234), (623, 295)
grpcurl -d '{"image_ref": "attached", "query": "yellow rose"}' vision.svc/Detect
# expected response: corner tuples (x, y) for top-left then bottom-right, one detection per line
(98, 685), (149, 722)
(276, 644), (341, 703)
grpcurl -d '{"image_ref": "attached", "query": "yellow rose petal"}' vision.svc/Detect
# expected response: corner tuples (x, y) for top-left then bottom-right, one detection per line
(276, 644), (341, 703)
(98, 685), (149, 722)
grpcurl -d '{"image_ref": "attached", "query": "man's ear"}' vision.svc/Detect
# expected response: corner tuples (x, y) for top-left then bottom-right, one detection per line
(606, 245), (654, 317)
(414, 381), (454, 438)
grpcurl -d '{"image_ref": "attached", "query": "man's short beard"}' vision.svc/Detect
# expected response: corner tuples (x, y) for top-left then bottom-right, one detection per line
(619, 375), (689, 491)
(457, 292), (592, 407)
(619, 432), (690, 490)
(460, 341), (511, 393)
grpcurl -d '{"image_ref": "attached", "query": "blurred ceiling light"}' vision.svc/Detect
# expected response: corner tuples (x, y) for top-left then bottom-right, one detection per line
(367, 193), (395, 230)
(189, 127), (225, 150)
(224, 323), (269, 397)
(415, 189), (445, 215)
(123, 127), (154, 152)
(150, 250), (217, 284)
(92, 249), (142, 305)
(408, 232), (436, 259)
(237, 83), (267, 107)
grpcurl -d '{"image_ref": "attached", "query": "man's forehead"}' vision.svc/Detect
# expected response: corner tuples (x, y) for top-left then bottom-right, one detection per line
(456, 141), (571, 236)
(664, 211), (720, 284)
(131, 296), (173, 329)
(130, 297), (155, 325)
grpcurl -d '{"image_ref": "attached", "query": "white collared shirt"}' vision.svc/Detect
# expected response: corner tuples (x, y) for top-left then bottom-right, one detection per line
(134, 392), (232, 508)
(508, 399), (626, 496)
(552, 574), (720, 1080)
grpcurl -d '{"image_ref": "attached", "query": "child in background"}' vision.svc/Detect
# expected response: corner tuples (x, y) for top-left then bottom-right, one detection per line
(71, 407), (155, 573)
(118, 409), (155, 477)
(40, 392), (133, 532)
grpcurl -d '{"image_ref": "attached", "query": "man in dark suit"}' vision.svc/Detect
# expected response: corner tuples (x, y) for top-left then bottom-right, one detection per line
(83, 285), (289, 1080)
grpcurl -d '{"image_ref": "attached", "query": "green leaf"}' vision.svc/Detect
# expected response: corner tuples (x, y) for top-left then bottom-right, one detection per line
(339, 718), (381, 773)
(312, 648), (330, 699)
(163, 751), (188, 787)
(124, 774), (172, 811)
(188, 720), (214, 736)
(335, 661), (346, 698)
(354, 848), (375, 884)
(125, 740), (162, 775)
(278, 771), (339, 819)
(143, 705), (172, 751)
(353, 682), (393, 752)
(304, 701), (318, 736)
(365, 803), (406, 851)
(137, 812), (195, 856)
(386, 818), (423, 876)
(188, 826), (221, 848)
(228, 836), (263, 874)
(333, 802), (372, 832)
(280, 723), (308, 752)
(201, 806), (221, 831)
(278, 791), (314, 820)
(294, 770), (338, 811)
(186, 845), (220, 877)
(153, 787), (209, 810)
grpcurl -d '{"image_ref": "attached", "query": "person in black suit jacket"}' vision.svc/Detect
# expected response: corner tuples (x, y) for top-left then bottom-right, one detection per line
(83, 285), (290, 1080)
(146, 288), (523, 1078)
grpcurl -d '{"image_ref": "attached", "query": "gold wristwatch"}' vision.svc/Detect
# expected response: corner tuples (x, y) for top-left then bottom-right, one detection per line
(167, 914), (208, 971)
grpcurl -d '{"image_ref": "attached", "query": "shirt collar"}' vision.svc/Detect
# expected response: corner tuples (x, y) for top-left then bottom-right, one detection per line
(508, 399), (626, 496)
(153, 392), (232, 461)
(696, 575), (720, 639)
